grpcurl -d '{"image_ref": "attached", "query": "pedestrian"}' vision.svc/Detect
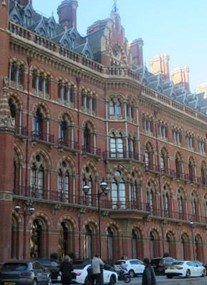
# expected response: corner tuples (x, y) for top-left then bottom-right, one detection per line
(142, 257), (157, 285)
(59, 255), (73, 285)
(91, 254), (104, 285)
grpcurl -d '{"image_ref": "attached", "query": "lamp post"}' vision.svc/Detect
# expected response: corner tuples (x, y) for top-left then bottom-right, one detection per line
(14, 200), (35, 259)
(82, 179), (109, 257)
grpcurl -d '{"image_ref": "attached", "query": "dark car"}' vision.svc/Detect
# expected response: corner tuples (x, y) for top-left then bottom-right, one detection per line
(35, 259), (60, 283)
(0, 260), (50, 285)
(150, 257), (177, 275)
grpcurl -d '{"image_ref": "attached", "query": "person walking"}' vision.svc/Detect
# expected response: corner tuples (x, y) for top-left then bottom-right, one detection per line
(142, 257), (157, 285)
(91, 254), (104, 285)
(59, 255), (73, 285)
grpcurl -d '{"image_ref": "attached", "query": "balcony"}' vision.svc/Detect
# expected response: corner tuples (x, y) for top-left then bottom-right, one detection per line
(82, 145), (101, 157)
(13, 187), (207, 225)
(31, 131), (54, 145)
(103, 151), (143, 162)
(58, 138), (79, 152)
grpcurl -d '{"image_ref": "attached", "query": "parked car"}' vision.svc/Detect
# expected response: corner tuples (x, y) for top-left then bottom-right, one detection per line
(34, 259), (60, 282)
(0, 260), (50, 285)
(150, 257), (177, 275)
(72, 260), (118, 285)
(113, 259), (145, 278)
(165, 260), (206, 278)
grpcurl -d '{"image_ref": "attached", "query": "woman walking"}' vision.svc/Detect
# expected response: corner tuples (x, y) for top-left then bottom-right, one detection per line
(59, 255), (73, 285)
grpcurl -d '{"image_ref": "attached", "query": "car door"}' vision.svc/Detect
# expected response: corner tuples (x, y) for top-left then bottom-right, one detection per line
(33, 261), (48, 284)
(189, 261), (197, 276)
(130, 260), (143, 274)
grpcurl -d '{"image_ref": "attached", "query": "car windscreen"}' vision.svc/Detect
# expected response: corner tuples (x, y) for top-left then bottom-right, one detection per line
(114, 261), (124, 265)
(2, 263), (28, 271)
(172, 262), (184, 265)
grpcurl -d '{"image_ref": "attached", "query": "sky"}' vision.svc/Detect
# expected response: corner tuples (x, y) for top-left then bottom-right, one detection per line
(33, 0), (207, 92)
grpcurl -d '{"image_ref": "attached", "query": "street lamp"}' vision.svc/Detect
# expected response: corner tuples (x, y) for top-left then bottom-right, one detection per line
(82, 179), (109, 257)
(14, 200), (35, 259)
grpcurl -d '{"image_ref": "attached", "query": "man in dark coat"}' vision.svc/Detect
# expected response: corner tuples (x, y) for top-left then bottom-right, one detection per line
(59, 255), (73, 285)
(142, 257), (157, 285)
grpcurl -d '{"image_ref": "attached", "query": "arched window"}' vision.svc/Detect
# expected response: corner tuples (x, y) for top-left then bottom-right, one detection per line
(177, 188), (185, 220)
(30, 154), (45, 198)
(110, 131), (124, 158)
(150, 231), (159, 258)
(175, 153), (183, 179)
(8, 97), (22, 134)
(160, 148), (168, 174)
(191, 192), (199, 221)
(58, 114), (73, 148)
(188, 157), (196, 182)
(33, 107), (44, 140)
(201, 162), (207, 185)
(146, 181), (156, 214)
(131, 229), (143, 259)
(107, 227), (114, 262)
(163, 185), (171, 217)
(109, 98), (122, 116)
(144, 143), (154, 171)
(58, 161), (70, 202)
(111, 170), (126, 209)
(84, 225), (93, 259)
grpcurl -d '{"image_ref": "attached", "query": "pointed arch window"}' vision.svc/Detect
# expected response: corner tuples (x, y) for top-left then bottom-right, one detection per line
(30, 156), (45, 198)
(191, 193), (199, 221)
(110, 132), (124, 158)
(83, 123), (93, 153)
(58, 162), (70, 202)
(111, 171), (126, 209)
(163, 186), (170, 217)
(201, 162), (207, 185)
(188, 157), (196, 182)
(59, 114), (73, 148)
(177, 189), (185, 220)
(84, 225), (93, 259)
(160, 148), (168, 174)
(32, 70), (50, 98)
(128, 136), (136, 158)
(144, 143), (154, 170)
(175, 153), (183, 179)
(33, 107), (44, 140)
(109, 98), (122, 116)
(9, 62), (24, 89)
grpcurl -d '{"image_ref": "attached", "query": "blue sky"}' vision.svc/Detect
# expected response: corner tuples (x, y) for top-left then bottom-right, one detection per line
(33, 0), (207, 92)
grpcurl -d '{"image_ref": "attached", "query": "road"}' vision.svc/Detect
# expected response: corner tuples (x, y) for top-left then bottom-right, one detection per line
(119, 275), (207, 285)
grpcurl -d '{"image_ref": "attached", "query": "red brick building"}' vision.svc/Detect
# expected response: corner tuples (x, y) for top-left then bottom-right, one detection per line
(0, 0), (207, 263)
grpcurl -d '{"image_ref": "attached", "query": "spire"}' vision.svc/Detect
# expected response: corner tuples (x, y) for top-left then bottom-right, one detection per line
(113, 0), (118, 13)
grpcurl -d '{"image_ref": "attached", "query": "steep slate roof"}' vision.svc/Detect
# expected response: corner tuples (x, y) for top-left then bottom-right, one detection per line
(8, 0), (207, 115)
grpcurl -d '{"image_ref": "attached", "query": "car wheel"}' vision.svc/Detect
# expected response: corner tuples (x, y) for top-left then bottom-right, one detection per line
(128, 270), (135, 278)
(186, 269), (191, 278)
(33, 279), (38, 285)
(166, 275), (172, 279)
(84, 276), (90, 285)
(108, 274), (116, 285)
(202, 269), (206, 277)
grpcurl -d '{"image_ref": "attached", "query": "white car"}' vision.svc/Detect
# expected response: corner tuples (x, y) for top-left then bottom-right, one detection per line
(165, 260), (206, 278)
(72, 263), (118, 285)
(113, 259), (145, 277)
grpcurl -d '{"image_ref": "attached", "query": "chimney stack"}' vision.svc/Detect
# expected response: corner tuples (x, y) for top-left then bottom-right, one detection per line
(57, 0), (78, 29)
(171, 66), (190, 92)
(150, 54), (170, 80)
(128, 38), (144, 67)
